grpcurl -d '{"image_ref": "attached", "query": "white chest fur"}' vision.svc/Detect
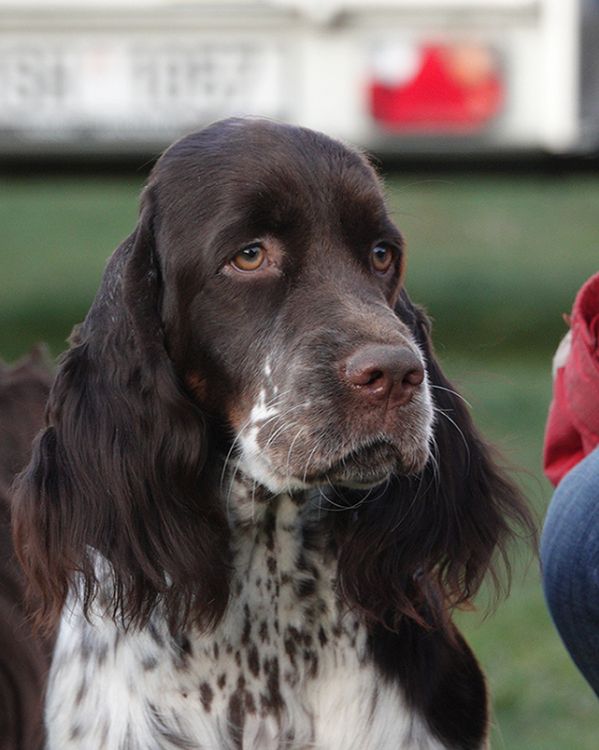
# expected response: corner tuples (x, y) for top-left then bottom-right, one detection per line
(46, 494), (447, 750)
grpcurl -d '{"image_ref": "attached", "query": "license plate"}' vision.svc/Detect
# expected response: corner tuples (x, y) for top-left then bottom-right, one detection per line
(0, 34), (287, 136)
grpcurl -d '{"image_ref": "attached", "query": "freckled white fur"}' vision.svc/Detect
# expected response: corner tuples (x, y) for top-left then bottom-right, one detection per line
(250, 388), (279, 425)
(238, 382), (312, 494)
(238, 424), (301, 494)
(46, 493), (454, 750)
(237, 383), (290, 493)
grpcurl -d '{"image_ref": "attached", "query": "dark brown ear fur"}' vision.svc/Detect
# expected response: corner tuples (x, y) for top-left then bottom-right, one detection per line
(335, 288), (536, 632)
(0, 346), (52, 487)
(12, 194), (230, 633)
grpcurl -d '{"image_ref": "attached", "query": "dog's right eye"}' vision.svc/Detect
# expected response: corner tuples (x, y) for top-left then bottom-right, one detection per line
(370, 244), (395, 275)
(231, 244), (267, 272)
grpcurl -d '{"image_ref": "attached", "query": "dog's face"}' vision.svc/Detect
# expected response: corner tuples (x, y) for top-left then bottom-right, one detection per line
(151, 119), (433, 492)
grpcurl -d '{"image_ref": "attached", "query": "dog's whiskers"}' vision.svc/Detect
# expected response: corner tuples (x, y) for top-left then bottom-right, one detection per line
(433, 406), (472, 471)
(430, 384), (472, 409)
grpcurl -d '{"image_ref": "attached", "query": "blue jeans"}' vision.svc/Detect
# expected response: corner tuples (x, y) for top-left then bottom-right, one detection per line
(541, 445), (599, 697)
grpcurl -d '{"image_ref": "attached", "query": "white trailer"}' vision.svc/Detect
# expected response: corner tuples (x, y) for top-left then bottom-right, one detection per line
(0, 0), (596, 156)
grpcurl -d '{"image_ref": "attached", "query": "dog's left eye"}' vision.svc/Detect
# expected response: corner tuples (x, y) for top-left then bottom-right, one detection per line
(370, 244), (395, 274)
(231, 243), (267, 272)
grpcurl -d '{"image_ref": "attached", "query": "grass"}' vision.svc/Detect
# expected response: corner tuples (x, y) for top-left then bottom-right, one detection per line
(1, 169), (598, 746)
(445, 356), (598, 749)
(386, 172), (599, 353)
(2, 170), (598, 359)
(0, 175), (142, 359)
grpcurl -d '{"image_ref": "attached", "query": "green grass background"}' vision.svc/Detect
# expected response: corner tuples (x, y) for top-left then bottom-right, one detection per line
(1, 170), (598, 747)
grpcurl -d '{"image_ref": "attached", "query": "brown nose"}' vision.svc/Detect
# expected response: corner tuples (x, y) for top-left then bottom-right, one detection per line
(341, 345), (425, 407)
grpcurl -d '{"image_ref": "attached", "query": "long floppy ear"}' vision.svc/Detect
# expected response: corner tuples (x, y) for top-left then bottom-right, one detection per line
(336, 288), (536, 631)
(12, 191), (230, 633)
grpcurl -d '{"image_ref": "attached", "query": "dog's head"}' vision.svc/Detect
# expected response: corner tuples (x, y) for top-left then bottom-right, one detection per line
(13, 119), (533, 633)
(146, 120), (433, 492)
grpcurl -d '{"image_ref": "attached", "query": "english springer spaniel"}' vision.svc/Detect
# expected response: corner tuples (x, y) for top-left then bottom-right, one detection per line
(0, 347), (53, 750)
(14, 119), (533, 750)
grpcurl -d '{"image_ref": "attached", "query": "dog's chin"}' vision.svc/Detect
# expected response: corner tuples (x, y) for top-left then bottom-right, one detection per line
(237, 438), (430, 496)
(305, 438), (429, 490)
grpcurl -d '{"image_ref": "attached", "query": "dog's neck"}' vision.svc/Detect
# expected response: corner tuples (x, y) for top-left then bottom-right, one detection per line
(222, 472), (340, 612)
(222, 470), (318, 528)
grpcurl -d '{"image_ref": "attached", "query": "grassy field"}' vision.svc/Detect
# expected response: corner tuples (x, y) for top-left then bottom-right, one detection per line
(1, 170), (598, 747)
(448, 356), (597, 750)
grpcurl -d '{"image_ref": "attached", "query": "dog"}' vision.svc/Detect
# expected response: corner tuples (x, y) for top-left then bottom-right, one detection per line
(0, 347), (53, 750)
(13, 118), (533, 750)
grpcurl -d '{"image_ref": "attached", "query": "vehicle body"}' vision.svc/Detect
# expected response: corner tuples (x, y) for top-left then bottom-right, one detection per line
(0, 0), (596, 156)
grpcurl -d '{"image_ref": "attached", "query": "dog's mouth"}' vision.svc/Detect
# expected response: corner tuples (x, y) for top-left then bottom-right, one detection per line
(236, 397), (433, 494)
(305, 438), (405, 488)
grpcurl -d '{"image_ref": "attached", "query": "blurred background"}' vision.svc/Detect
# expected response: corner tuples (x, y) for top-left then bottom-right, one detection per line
(1, 0), (598, 747)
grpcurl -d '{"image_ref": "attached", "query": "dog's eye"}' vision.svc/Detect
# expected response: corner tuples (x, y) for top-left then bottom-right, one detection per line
(370, 244), (394, 274)
(231, 243), (267, 272)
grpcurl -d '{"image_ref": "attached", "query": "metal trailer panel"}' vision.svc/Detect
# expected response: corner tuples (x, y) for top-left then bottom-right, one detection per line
(0, 0), (589, 156)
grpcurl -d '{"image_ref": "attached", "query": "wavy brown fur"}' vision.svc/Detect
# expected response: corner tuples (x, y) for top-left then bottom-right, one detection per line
(0, 347), (53, 750)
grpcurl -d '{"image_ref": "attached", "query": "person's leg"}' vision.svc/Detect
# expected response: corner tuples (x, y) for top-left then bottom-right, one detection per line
(541, 445), (599, 696)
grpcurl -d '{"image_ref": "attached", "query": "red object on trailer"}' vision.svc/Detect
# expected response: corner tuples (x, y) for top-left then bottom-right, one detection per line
(370, 43), (504, 132)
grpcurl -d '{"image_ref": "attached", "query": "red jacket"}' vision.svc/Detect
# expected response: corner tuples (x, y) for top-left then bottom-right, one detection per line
(544, 272), (599, 486)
